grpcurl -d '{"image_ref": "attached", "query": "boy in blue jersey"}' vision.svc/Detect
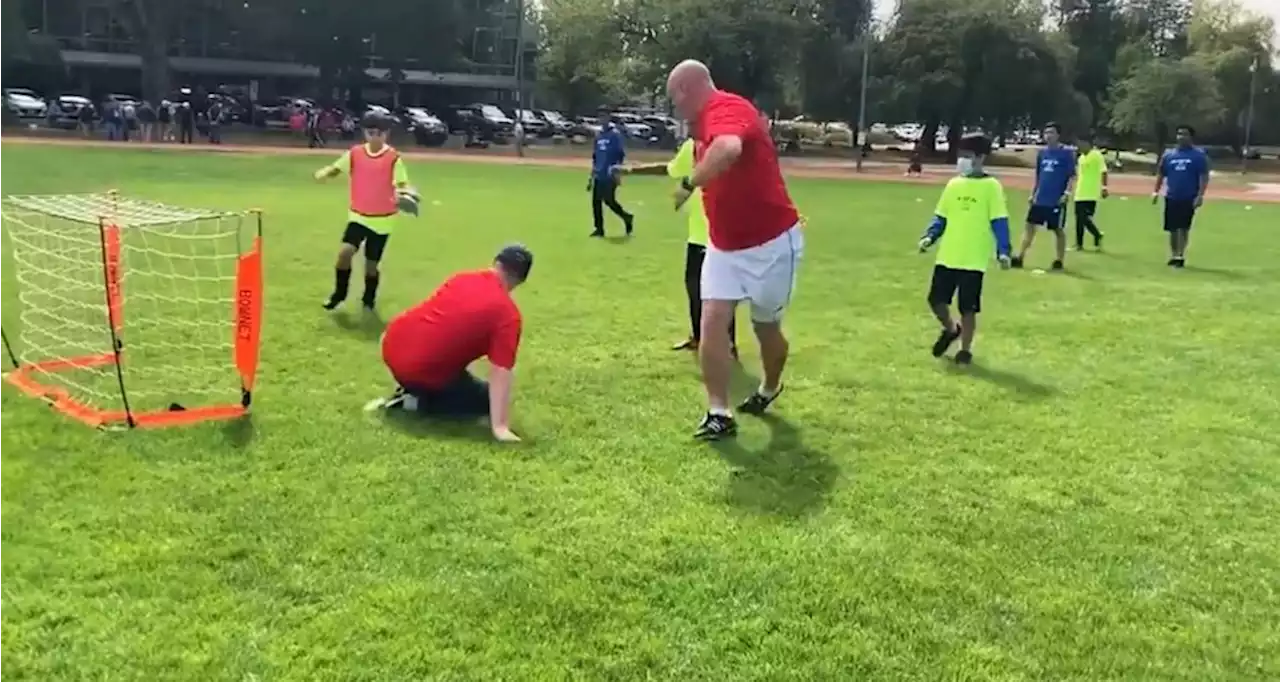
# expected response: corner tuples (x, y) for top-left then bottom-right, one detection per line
(917, 133), (1013, 365)
(1152, 124), (1210, 268)
(588, 121), (634, 238)
(1012, 122), (1076, 271)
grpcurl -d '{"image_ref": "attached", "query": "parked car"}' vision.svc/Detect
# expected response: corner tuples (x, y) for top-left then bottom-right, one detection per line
(512, 108), (550, 138)
(402, 107), (448, 146)
(364, 103), (401, 125)
(447, 105), (510, 142)
(573, 116), (603, 138)
(611, 112), (653, 140)
(49, 94), (93, 128)
(103, 92), (141, 107)
(469, 103), (515, 135)
(259, 96), (314, 126)
(5, 88), (49, 119)
(537, 109), (574, 135)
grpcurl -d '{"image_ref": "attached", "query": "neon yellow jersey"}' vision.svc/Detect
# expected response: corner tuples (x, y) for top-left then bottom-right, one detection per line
(934, 175), (1008, 272)
(1075, 149), (1106, 201)
(666, 140), (709, 246)
(325, 145), (411, 234)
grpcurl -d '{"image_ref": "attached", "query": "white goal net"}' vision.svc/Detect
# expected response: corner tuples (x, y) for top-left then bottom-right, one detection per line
(2, 192), (264, 428)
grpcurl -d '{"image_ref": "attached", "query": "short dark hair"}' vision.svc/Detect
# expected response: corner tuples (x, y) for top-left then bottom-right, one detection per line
(495, 243), (534, 283)
(1176, 124), (1196, 137)
(958, 132), (992, 156)
(1043, 121), (1060, 133)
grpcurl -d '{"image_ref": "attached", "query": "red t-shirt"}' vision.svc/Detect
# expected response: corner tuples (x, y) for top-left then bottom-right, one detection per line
(381, 269), (522, 389)
(693, 90), (799, 251)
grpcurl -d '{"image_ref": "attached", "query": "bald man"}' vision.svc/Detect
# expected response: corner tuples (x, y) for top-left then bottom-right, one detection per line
(667, 60), (804, 441)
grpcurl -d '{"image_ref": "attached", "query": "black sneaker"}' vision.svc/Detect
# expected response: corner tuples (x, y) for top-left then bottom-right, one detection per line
(955, 350), (973, 365)
(624, 215), (634, 236)
(1051, 260), (1064, 271)
(589, 230), (605, 238)
(1095, 235), (1104, 251)
(931, 325), (961, 358)
(322, 295), (344, 310)
(693, 412), (737, 440)
(1010, 256), (1024, 269)
(1172, 257), (1185, 268)
(738, 384), (783, 415)
(1167, 257), (1177, 266)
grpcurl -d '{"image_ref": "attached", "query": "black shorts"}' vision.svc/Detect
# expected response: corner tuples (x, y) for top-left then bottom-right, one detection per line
(1075, 200), (1097, 218)
(1025, 204), (1064, 229)
(1163, 199), (1197, 232)
(341, 221), (391, 262)
(928, 265), (984, 314)
(398, 371), (489, 419)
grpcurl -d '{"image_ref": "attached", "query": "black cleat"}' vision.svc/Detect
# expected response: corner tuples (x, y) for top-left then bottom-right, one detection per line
(322, 296), (344, 310)
(1010, 256), (1024, 269)
(1172, 257), (1185, 268)
(1095, 235), (1104, 251)
(1051, 259), (1065, 271)
(589, 230), (605, 238)
(738, 384), (783, 415)
(955, 350), (974, 365)
(1167, 257), (1177, 266)
(693, 412), (737, 441)
(932, 325), (962, 358)
(624, 215), (634, 236)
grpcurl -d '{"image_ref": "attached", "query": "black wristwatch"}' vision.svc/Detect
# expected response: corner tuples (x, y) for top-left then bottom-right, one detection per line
(680, 176), (696, 192)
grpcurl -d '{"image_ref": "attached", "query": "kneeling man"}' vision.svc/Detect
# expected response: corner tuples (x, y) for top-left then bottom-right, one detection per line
(377, 245), (533, 443)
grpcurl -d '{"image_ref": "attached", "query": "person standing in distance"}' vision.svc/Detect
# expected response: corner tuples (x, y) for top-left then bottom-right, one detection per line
(375, 245), (532, 443)
(667, 59), (803, 441)
(615, 138), (739, 356)
(917, 133), (1013, 365)
(1152, 125), (1210, 268)
(1073, 134), (1108, 251)
(1012, 122), (1075, 271)
(314, 111), (417, 312)
(588, 121), (634, 238)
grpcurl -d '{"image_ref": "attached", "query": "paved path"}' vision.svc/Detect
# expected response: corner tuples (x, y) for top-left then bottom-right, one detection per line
(4, 136), (1276, 203)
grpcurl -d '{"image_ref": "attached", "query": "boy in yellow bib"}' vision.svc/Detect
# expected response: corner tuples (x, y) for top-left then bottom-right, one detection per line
(314, 111), (416, 311)
(1072, 134), (1108, 251)
(917, 133), (1012, 365)
(616, 138), (738, 355)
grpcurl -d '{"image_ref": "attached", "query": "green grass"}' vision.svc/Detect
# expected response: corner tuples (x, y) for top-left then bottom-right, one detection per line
(3, 144), (1279, 681)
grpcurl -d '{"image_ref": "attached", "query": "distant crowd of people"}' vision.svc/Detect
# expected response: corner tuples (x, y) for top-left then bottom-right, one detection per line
(82, 97), (230, 145)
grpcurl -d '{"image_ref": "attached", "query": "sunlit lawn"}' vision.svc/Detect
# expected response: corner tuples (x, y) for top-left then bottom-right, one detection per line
(2, 143), (1278, 681)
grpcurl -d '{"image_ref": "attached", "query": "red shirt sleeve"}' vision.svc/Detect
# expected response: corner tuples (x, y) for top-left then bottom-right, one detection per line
(702, 97), (755, 141)
(486, 304), (522, 370)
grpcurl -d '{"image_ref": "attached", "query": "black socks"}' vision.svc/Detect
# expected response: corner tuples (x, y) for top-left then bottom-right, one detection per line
(362, 274), (380, 307)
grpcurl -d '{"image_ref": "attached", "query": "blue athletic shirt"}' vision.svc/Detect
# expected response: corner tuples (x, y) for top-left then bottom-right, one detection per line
(1160, 146), (1210, 202)
(1032, 145), (1077, 207)
(591, 125), (627, 181)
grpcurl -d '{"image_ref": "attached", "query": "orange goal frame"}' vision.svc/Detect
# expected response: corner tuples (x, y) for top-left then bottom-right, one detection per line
(2, 212), (264, 429)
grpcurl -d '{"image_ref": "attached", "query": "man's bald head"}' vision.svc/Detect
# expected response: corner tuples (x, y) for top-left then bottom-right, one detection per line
(667, 60), (716, 121)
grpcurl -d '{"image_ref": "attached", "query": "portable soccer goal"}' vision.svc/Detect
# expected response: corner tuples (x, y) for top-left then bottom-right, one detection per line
(1, 192), (263, 429)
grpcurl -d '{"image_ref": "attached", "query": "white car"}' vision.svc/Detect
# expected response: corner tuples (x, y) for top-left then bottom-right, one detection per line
(5, 88), (48, 118)
(612, 113), (653, 139)
(403, 107), (444, 129)
(364, 104), (400, 124)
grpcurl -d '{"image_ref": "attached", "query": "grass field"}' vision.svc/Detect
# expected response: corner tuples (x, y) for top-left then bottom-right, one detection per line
(2, 143), (1279, 681)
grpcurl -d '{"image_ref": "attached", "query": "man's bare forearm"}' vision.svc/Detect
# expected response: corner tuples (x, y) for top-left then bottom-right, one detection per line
(620, 163), (668, 176)
(488, 366), (514, 430)
(689, 136), (743, 187)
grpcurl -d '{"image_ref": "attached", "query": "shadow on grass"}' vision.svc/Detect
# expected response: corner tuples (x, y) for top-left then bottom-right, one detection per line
(943, 361), (1056, 398)
(603, 235), (632, 245)
(380, 408), (493, 443)
(330, 309), (387, 341)
(1059, 268), (1097, 281)
(1180, 264), (1246, 280)
(711, 413), (839, 519)
(221, 416), (255, 448)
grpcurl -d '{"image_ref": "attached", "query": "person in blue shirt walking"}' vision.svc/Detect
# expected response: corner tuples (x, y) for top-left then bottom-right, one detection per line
(1152, 124), (1210, 268)
(1012, 122), (1076, 271)
(588, 121), (634, 238)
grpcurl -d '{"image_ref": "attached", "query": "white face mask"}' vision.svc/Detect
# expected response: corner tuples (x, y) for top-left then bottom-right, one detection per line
(956, 157), (976, 176)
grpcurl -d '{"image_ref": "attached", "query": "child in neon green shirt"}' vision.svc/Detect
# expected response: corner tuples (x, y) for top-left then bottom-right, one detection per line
(1072, 135), (1108, 250)
(917, 133), (1012, 365)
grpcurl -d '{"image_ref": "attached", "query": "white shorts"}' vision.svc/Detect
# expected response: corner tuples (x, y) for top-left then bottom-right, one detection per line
(701, 224), (804, 323)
